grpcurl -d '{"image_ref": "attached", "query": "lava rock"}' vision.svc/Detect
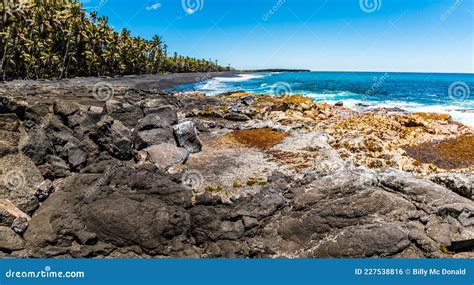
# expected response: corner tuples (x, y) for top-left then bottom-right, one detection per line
(35, 180), (54, 202)
(53, 100), (79, 118)
(11, 217), (28, 235)
(20, 127), (53, 165)
(38, 155), (71, 179)
(143, 105), (179, 126)
(0, 199), (30, 227)
(63, 142), (87, 169)
(133, 128), (175, 150)
(105, 101), (144, 128)
(0, 226), (25, 251)
(429, 173), (473, 199)
(145, 143), (189, 170)
(90, 116), (133, 160)
(224, 112), (250, 122)
(173, 121), (202, 153)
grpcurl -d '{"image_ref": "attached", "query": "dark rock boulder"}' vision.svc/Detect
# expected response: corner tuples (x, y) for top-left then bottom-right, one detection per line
(90, 116), (133, 160)
(63, 142), (87, 170)
(173, 121), (202, 153)
(53, 100), (80, 119)
(20, 127), (53, 165)
(35, 179), (54, 202)
(224, 112), (250, 121)
(11, 217), (28, 235)
(0, 226), (25, 252)
(143, 105), (179, 126)
(133, 128), (175, 151)
(0, 96), (26, 119)
(428, 173), (473, 199)
(145, 143), (189, 170)
(132, 112), (177, 150)
(105, 100), (144, 128)
(38, 155), (71, 179)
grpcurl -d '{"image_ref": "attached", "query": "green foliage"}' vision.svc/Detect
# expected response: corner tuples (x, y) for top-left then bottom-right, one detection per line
(0, 0), (228, 80)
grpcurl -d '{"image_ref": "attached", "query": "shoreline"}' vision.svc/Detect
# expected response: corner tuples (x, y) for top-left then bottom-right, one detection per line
(2, 72), (474, 128)
(0, 81), (473, 258)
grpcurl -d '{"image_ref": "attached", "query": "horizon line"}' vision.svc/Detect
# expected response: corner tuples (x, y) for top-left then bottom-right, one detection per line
(245, 69), (474, 75)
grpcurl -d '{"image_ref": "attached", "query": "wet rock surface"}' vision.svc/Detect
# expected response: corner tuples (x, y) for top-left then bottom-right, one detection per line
(0, 82), (473, 258)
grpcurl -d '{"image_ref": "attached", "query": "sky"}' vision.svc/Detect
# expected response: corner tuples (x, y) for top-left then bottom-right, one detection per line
(81, 0), (474, 73)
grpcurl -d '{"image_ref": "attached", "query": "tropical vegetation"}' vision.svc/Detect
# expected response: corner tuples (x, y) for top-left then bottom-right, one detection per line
(0, 0), (228, 80)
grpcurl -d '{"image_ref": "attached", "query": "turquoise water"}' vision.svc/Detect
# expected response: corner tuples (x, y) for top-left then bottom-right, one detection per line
(174, 72), (474, 126)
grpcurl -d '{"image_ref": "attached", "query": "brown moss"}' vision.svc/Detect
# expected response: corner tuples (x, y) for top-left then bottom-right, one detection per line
(226, 128), (287, 150)
(256, 94), (312, 105)
(246, 177), (257, 186)
(245, 177), (266, 187)
(204, 186), (223, 192)
(233, 181), (242, 188)
(413, 112), (451, 121)
(404, 135), (474, 169)
(268, 150), (313, 171)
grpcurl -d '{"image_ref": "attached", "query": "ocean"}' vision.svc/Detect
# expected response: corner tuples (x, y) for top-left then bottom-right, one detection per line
(173, 71), (474, 126)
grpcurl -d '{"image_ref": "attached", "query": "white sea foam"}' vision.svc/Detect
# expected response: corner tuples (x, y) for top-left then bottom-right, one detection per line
(322, 98), (474, 127)
(196, 73), (266, 95)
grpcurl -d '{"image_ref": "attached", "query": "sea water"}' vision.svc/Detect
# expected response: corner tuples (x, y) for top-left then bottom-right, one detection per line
(173, 72), (474, 126)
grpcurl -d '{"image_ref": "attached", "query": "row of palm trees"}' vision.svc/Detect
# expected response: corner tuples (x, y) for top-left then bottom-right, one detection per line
(0, 1), (229, 80)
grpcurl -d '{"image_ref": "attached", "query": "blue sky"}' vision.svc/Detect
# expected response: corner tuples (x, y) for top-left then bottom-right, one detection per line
(81, 0), (473, 73)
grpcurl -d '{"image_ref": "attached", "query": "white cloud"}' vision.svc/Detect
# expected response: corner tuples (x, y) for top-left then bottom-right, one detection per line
(146, 3), (161, 11)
